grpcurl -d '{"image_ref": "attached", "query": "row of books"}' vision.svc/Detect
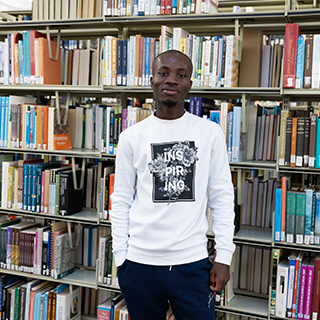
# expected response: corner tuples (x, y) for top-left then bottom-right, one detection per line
(242, 176), (277, 229)
(103, 0), (218, 16)
(278, 110), (319, 168)
(0, 156), (117, 218)
(274, 177), (320, 245)
(0, 32), (61, 85)
(98, 236), (118, 287)
(271, 250), (319, 320)
(0, 219), (75, 280)
(60, 40), (100, 86)
(283, 23), (320, 90)
(33, 0), (104, 21)
(98, 294), (129, 320)
(0, 276), (81, 320)
(233, 245), (271, 295)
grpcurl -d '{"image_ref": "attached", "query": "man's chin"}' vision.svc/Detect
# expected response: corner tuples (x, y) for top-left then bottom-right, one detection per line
(161, 100), (178, 107)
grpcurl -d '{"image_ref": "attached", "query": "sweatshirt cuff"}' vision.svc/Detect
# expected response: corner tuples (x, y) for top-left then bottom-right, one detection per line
(215, 250), (234, 266)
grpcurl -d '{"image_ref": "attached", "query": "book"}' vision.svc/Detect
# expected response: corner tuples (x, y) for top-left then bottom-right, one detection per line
(283, 23), (299, 88)
(276, 257), (289, 317)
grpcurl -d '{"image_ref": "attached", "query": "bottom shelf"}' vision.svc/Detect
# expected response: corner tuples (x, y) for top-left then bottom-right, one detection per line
(215, 295), (268, 319)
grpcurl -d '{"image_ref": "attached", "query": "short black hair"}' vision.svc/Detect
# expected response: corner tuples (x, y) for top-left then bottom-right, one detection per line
(152, 50), (193, 76)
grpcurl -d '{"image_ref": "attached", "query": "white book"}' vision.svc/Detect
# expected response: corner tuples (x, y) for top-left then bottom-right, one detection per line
(79, 49), (90, 86)
(55, 0), (62, 19)
(62, 0), (70, 19)
(203, 39), (211, 87)
(98, 236), (107, 283)
(276, 259), (289, 317)
(72, 49), (80, 85)
(49, 0), (55, 19)
(225, 35), (234, 88)
(43, 0), (49, 20)
(312, 34), (320, 89)
(33, 0), (39, 20)
(172, 28), (190, 50)
(48, 107), (55, 151)
(84, 107), (94, 149)
(70, 0), (78, 18)
(38, 0), (44, 20)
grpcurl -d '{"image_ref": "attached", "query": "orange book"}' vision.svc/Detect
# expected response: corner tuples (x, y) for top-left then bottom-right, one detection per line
(108, 173), (115, 211)
(134, 35), (141, 86)
(290, 117), (298, 167)
(36, 106), (43, 149)
(38, 37), (61, 85)
(111, 38), (118, 86)
(43, 106), (49, 150)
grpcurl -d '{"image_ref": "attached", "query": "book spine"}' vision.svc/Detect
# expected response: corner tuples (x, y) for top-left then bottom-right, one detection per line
(286, 257), (296, 317)
(286, 191), (296, 243)
(295, 35), (305, 88)
(274, 188), (282, 242)
(270, 249), (281, 315)
(312, 34), (320, 89)
(303, 34), (313, 89)
(298, 263), (308, 320)
(296, 192), (306, 245)
(290, 117), (298, 167)
(304, 263), (314, 320)
(309, 113), (317, 167)
(296, 117), (305, 167)
(283, 23), (299, 88)
(315, 118), (320, 168)
(305, 189), (313, 245)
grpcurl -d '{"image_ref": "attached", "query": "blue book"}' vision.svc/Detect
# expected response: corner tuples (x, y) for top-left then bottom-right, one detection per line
(314, 191), (320, 244)
(145, 37), (150, 87)
(3, 96), (9, 147)
(26, 105), (31, 149)
(22, 164), (30, 211)
(0, 96), (5, 147)
(42, 291), (49, 320)
(227, 111), (233, 162)
(116, 40), (123, 86)
(132, 0), (138, 15)
(122, 40), (128, 86)
(194, 97), (214, 117)
(274, 188), (282, 242)
(304, 189), (313, 244)
(218, 37), (224, 86)
(231, 106), (241, 162)
(286, 252), (298, 317)
(295, 35), (305, 89)
(189, 97), (196, 114)
(315, 117), (320, 168)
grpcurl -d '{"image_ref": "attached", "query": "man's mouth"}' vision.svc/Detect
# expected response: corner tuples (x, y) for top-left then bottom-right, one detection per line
(162, 89), (178, 95)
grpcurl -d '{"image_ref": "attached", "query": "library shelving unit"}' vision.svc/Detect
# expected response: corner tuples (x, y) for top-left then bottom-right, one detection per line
(1, 0), (320, 318)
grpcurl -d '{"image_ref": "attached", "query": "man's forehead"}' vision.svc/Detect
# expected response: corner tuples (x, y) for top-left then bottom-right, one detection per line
(154, 53), (192, 69)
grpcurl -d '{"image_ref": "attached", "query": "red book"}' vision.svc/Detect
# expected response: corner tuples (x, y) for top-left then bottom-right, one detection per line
(311, 254), (320, 320)
(29, 31), (47, 84)
(165, 0), (172, 14)
(108, 173), (115, 212)
(281, 176), (290, 242)
(283, 23), (299, 88)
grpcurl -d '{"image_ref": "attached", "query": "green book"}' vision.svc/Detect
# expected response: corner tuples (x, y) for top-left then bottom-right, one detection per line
(286, 191), (297, 243)
(295, 191), (306, 244)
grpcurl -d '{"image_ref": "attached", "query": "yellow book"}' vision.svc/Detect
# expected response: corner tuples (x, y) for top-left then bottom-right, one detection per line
(179, 38), (187, 54)
(7, 165), (17, 209)
(12, 168), (19, 210)
(111, 38), (118, 86)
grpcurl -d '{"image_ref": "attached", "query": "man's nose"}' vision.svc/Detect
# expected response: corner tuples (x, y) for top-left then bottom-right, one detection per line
(165, 73), (178, 84)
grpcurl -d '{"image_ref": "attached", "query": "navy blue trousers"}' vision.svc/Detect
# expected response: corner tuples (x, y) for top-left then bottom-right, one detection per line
(117, 258), (215, 320)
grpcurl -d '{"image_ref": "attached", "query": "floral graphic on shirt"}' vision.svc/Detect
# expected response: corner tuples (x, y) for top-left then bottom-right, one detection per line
(148, 141), (198, 203)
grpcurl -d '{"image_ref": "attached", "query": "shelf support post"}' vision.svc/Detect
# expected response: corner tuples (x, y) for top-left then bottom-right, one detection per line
(234, 19), (243, 62)
(46, 26), (61, 61)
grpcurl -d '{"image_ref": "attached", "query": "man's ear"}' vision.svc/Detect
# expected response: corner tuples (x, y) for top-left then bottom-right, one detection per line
(150, 76), (153, 87)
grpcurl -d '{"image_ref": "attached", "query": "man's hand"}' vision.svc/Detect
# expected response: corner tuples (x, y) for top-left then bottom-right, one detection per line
(209, 262), (230, 293)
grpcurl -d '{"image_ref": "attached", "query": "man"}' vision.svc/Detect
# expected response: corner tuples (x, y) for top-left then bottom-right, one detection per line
(110, 50), (235, 320)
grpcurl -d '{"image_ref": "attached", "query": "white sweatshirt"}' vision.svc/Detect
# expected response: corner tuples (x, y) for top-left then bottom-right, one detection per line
(110, 111), (235, 267)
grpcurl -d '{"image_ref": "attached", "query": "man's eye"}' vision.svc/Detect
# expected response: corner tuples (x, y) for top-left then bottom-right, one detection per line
(179, 74), (186, 78)
(158, 72), (167, 76)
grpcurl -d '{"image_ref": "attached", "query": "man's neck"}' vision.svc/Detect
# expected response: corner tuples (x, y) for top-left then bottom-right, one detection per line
(154, 105), (186, 120)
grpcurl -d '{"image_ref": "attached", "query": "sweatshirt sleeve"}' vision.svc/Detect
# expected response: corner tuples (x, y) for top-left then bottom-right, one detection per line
(110, 132), (137, 267)
(208, 127), (235, 266)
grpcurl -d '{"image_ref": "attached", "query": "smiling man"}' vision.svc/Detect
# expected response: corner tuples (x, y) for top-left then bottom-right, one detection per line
(110, 50), (235, 320)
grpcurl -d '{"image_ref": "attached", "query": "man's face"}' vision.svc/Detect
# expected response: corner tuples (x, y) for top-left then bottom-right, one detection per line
(150, 52), (192, 108)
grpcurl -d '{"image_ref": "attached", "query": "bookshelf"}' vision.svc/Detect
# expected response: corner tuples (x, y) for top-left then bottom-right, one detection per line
(0, 0), (320, 319)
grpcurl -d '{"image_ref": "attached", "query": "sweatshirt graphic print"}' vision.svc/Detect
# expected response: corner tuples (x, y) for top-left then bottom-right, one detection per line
(148, 140), (198, 203)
